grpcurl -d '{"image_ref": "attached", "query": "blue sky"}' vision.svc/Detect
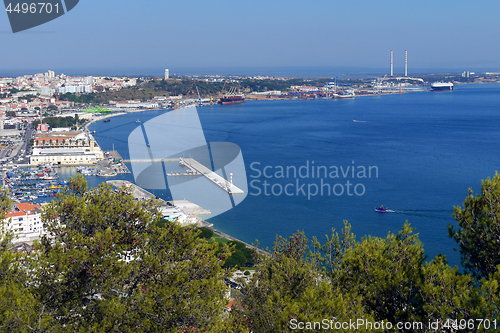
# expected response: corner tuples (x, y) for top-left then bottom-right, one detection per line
(1, 0), (500, 75)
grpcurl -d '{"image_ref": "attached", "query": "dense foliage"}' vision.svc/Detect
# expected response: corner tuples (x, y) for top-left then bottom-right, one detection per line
(32, 116), (83, 130)
(449, 172), (500, 279)
(0, 175), (499, 332)
(0, 176), (233, 332)
(197, 226), (214, 239)
(223, 241), (255, 268)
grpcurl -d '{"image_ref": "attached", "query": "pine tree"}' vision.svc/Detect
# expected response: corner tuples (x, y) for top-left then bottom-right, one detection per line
(33, 174), (233, 331)
(449, 172), (500, 279)
(236, 232), (371, 333)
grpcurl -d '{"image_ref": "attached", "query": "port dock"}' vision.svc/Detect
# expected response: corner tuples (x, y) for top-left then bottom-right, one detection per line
(180, 157), (244, 194)
(122, 157), (244, 194)
(95, 151), (131, 177)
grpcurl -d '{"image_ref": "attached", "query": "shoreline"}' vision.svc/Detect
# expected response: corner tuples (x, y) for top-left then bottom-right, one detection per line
(77, 80), (494, 119)
(87, 109), (267, 254)
(83, 112), (126, 131)
(105, 179), (266, 254)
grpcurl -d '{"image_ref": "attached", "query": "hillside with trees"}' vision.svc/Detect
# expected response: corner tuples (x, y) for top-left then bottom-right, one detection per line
(56, 77), (361, 105)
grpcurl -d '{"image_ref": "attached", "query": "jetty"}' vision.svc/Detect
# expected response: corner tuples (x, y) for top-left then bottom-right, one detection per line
(180, 157), (244, 194)
(123, 158), (181, 163)
(122, 157), (244, 194)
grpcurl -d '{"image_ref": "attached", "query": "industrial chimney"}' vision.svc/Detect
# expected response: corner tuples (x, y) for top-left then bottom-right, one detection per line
(405, 50), (408, 77)
(390, 50), (393, 76)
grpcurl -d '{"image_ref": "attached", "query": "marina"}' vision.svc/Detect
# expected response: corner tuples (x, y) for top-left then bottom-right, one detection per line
(2, 165), (68, 202)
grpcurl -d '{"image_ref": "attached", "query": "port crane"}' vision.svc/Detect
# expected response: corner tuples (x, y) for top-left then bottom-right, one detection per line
(219, 79), (239, 97)
(326, 77), (353, 96)
(372, 75), (387, 94)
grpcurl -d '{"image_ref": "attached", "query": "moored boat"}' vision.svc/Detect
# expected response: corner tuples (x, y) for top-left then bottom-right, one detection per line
(431, 82), (454, 91)
(219, 94), (245, 105)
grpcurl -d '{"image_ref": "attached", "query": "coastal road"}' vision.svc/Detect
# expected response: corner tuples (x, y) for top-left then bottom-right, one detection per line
(14, 123), (33, 163)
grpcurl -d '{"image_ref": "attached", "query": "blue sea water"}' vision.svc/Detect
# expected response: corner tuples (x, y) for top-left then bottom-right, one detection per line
(85, 83), (500, 267)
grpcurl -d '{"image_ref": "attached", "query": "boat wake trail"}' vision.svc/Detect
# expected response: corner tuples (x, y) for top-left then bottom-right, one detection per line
(390, 209), (453, 221)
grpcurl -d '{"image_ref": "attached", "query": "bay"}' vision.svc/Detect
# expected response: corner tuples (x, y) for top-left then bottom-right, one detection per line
(87, 83), (500, 267)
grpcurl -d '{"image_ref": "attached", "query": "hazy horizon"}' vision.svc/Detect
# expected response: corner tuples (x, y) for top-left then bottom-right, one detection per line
(0, 65), (496, 79)
(1, 1), (500, 74)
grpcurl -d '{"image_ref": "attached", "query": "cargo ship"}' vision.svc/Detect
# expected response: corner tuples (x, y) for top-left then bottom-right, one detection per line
(431, 82), (454, 91)
(218, 94), (245, 105)
(218, 85), (245, 105)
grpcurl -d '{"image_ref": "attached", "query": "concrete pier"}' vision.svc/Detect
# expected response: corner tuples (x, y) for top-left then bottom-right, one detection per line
(123, 157), (244, 194)
(123, 158), (180, 163)
(181, 157), (244, 194)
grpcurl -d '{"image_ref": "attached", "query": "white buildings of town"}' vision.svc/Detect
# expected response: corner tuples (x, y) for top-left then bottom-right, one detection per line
(0, 71), (138, 113)
(4, 202), (46, 243)
(30, 131), (104, 166)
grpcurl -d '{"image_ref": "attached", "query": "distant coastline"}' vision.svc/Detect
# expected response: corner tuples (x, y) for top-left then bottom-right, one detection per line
(2, 66), (500, 79)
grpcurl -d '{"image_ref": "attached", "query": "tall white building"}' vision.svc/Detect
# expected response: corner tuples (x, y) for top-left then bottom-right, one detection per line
(165, 69), (169, 79)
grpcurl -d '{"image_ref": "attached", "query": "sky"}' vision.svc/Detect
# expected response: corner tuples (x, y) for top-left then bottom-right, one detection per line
(1, 0), (500, 76)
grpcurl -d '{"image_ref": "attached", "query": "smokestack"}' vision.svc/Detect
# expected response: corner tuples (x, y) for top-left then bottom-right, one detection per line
(405, 50), (408, 77)
(390, 50), (393, 76)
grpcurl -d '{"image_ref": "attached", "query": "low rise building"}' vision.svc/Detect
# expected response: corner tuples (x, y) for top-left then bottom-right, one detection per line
(30, 131), (104, 166)
(37, 123), (49, 132)
(4, 202), (46, 242)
